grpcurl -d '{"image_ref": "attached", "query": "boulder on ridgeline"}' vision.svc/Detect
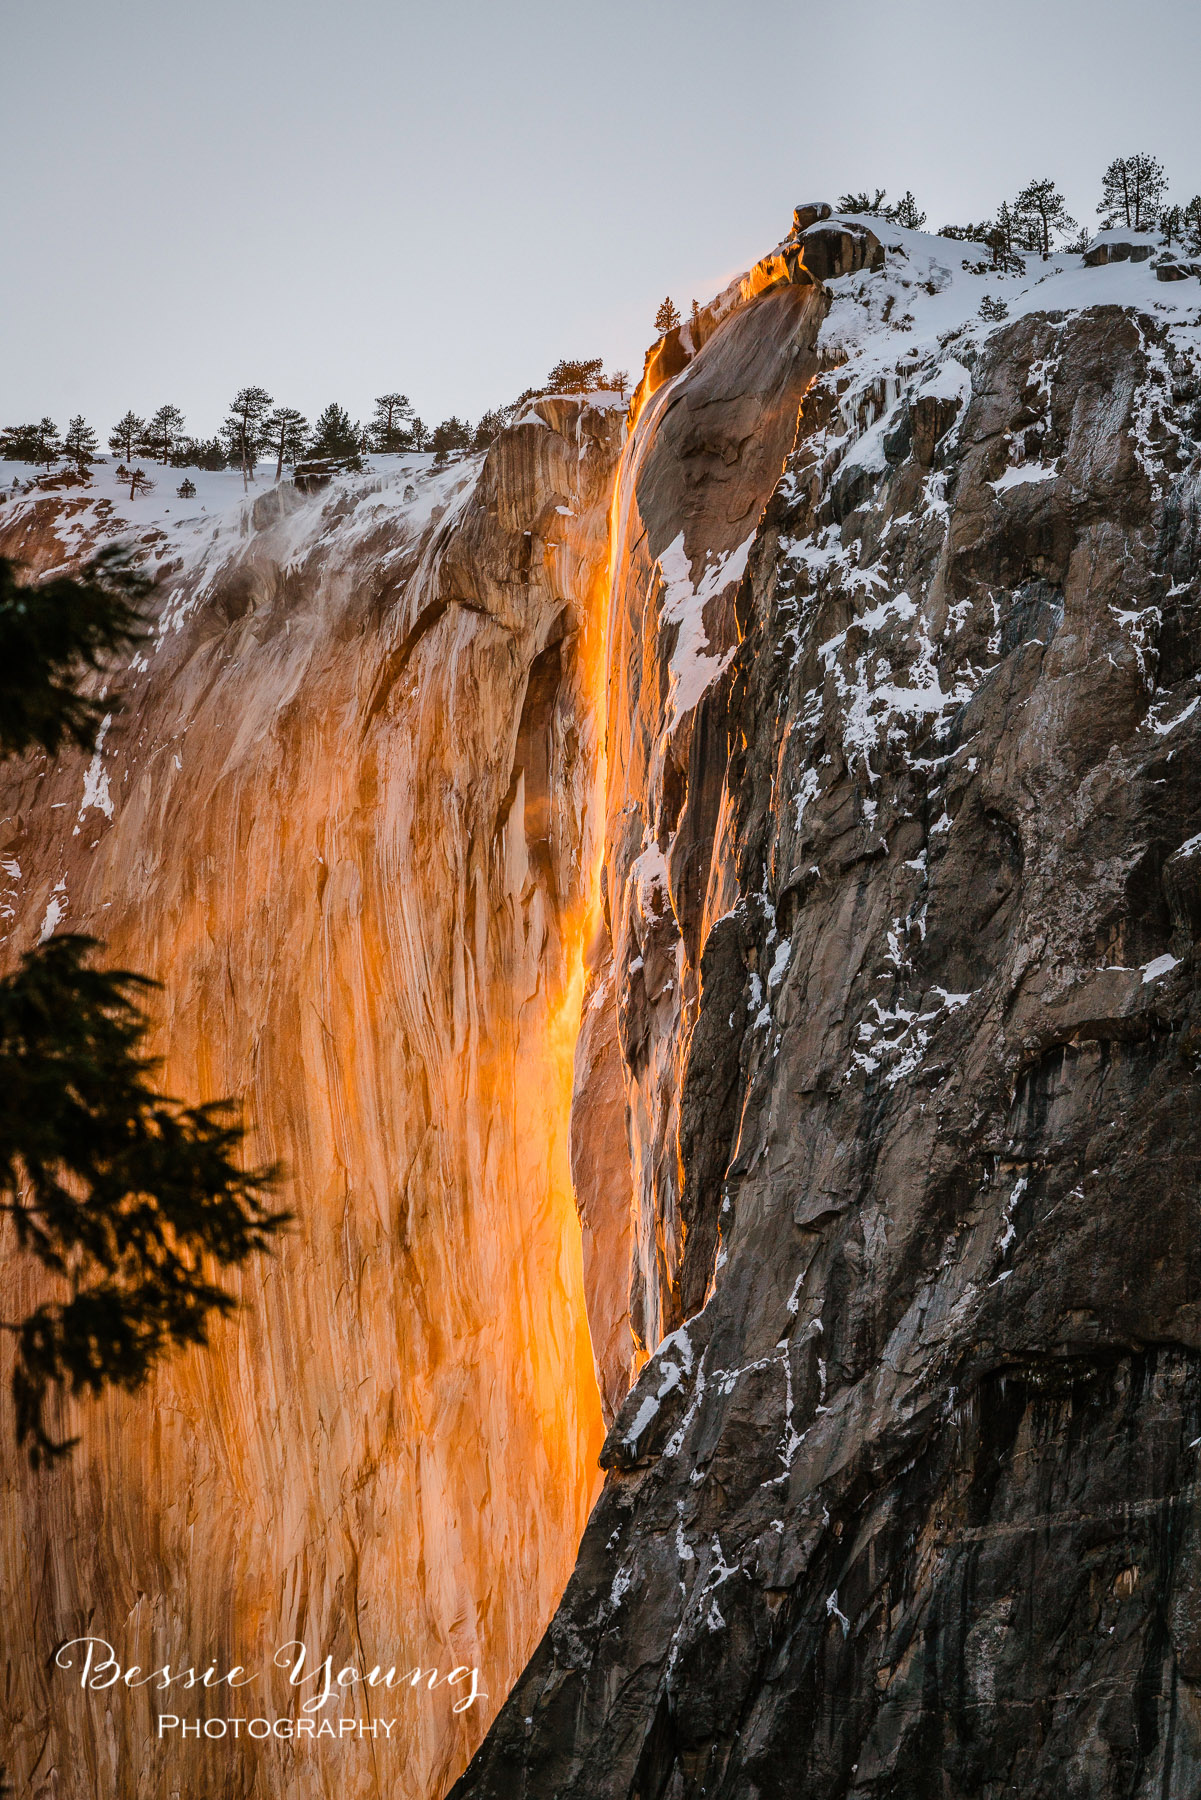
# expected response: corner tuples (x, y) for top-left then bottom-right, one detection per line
(791, 200), (832, 235)
(1083, 231), (1156, 265)
(795, 217), (885, 281)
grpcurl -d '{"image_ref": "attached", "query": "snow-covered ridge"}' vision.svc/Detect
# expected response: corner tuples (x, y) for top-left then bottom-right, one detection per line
(809, 219), (1201, 466)
(0, 451), (477, 586)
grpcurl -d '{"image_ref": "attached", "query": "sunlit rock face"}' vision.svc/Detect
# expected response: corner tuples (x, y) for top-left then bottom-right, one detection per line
(575, 275), (829, 1407)
(0, 400), (620, 1799)
(455, 233), (1201, 1797)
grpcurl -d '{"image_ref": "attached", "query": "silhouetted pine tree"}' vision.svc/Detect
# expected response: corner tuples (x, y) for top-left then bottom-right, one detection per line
(546, 357), (604, 392)
(837, 189), (889, 215)
(1014, 178), (1076, 256)
(429, 416), (472, 462)
(1183, 198), (1201, 257)
(221, 386), (273, 486)
(307, 403), (361, 464)
(63, 417), (99, 472)
(30, 419), (62, 466)
(191, 437), (228, 472)
(891, 191), (926, 229)
(108, 412), (146, 462)
(0, 549), (284, 1464)
(1, 425), (41, 461)
(0, 548), (147, 757)
(654, 297), (681, 334)
(369, 393), (414, 453)
(263, 407), (308, 481)
(938, 220), (997, 243)
(1098, 154), (1167, 231)
(145, 404), (186, 465)
(470, 409), (508, 452)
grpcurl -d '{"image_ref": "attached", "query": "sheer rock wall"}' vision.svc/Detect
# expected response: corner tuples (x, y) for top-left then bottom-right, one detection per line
(455, 240), (1201, 1798)
(0, 398), (621, 1800)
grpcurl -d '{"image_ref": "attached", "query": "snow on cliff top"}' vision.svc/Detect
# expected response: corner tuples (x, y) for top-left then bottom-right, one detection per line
(816, 218), (1201, 375)
(0, 451), (476, 581)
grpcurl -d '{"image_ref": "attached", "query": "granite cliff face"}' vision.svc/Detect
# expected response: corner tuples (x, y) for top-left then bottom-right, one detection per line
(4, 210), (1201, 1800)
(454, 225), (1201, 1795)
(0, 399), (621, 1799)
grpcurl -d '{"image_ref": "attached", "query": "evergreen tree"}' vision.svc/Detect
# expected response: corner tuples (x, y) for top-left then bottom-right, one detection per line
(221, 386), (274, 487)
(145, 404), (186, 465)
(1183, 197), (1201, 257)
(1013, 178), (1076, 256)
(191, 437), (228, 472)
(263, 407), (308, 481)
(0, 549), (284, 1463)
(1098, 153), (1168, 231)
(307, 403), (362, 464)
(0, 421), (63, 465)
(1, 424), (44, 462)
(939, 220), (996, 243)
(369, 393), (414, 453)
(890, 191), (926, 229)
(31, 419), (62, 466)
(979, 294), (1010, 321)
(1, 936), (284, 1464)
(837, 189), (889, 215)
(108, 412), (146, 463)
(610, 369), (630, 399)
(126, 467), (154, 501)
(177, 478), (197, 499)
(1161, 205), (1184, 250)
(409, 417), (431, 452)
(654, 297), (681, 334)
(546, 357), (604, 392)
(987, 202), (1029, 270)
(429, 416), (472, 460)
(62, 417), (99, 473)
(470, 408), (508, 452)
(0, 547), (149, 757)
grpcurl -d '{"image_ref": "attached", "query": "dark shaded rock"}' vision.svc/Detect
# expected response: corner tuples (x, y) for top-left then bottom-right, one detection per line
(1164, 836), (1201, 940)
(792, 201), (833, 236)
(882, 407), (913, 464)
(1084, 236), (1156, 266)
(910, 391), (962, 467)
(1157, 262), (1192, 282)
(799, 220), (885, 281)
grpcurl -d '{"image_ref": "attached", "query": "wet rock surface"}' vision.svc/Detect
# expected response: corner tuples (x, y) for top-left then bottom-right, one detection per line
(454, 257), (1201, 1795)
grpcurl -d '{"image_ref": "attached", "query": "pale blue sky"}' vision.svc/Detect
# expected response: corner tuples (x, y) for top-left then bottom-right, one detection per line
(2, 0), (1199, 440)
